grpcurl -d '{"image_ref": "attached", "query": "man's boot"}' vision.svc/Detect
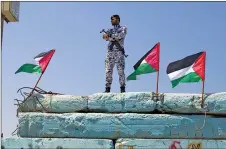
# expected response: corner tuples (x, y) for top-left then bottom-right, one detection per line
(105, 87), (111, 93)
(120, 86), (125, 93)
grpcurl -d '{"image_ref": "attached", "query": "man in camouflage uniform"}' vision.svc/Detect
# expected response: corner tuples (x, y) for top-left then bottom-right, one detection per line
(102, 14), (127, 93)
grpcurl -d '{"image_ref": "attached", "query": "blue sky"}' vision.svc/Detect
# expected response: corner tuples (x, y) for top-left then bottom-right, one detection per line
(2, 2), (226, 137)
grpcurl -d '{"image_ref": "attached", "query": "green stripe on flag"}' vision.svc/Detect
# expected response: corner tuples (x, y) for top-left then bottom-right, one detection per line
(127, 63), (156, 80)
(15, 63), (42, 74)
(171, 72), (202, 88)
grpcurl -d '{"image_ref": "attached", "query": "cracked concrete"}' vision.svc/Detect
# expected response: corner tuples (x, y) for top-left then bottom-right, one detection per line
(6, 92), (226, 148)
(115, 139), (226, 149)
(18, 92), (226, 114)
(2, 138), (226, 149)
(1, 138), (113, 149)
(18, 113), (226, 139)
(17, 93), (88, 113)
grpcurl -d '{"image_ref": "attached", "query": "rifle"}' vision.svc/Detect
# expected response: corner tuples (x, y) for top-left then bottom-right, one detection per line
(100, 29), (128, 58)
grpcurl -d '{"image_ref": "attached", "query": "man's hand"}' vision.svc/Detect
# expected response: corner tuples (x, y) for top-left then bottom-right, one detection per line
(103, 34), (109, 40)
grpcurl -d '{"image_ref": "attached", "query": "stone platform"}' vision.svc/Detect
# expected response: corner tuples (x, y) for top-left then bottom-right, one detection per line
(1, 138), (113, 149)
(5, 91), (226, 149)
(18, 92), (226, 114)
(115, 139), (226, 149)
(18, 112), (226, 139)
(2, 138), (226, 149)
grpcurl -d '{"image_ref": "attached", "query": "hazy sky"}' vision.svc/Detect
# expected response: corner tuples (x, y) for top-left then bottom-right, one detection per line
(2, 2), (226, 137)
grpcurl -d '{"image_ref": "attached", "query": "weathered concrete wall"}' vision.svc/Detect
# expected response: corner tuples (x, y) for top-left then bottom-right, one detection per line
(88, 92), (156, 112)
(2, 138), (226, 149)
(1, 138), (113, 149)
(115, 139), (226, 149)
(18, 113), (226, 139)
(8, 92), (226, 148)
(19, 92), (226, 114)
(89, 92), (226, 113)
(18, 94), (88, 113)
(205, 92), (226, 113)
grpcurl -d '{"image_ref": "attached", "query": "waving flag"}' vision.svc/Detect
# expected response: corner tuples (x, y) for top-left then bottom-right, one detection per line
(166, 51), (206, 88)
(15, 49), (55, 74)
(127, 42), (160, 80)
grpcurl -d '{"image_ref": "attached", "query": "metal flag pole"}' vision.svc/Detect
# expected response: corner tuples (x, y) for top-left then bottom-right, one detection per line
(156, 70), (160, 95)
(201, 80), (205, 108)
(201, 51), (206, 109)
(156, 42), (160, 95)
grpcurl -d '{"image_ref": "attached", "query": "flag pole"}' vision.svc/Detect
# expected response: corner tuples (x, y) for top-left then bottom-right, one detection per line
(201, 80), (205, 108)
(30, 73), (44, 95)
(201, 51), (206, 109)
(20, 72), (45, 106)
(20, 72), (45, 104)
(26, 50), (55, 98)
(156, 42), (160, 95)
(156, 70), (159, 95)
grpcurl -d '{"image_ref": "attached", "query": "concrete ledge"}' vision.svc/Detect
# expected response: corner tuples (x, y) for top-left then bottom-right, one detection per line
(88, 92), (156, 113)
(18, 93), (88, 113)
(89, 92), (226, 114)
(1, 138), (113, 149)
(18, 92), (226, 114)
(205, 92), (226, 113)
(18, 113), (226, 139)
(158, 92), (226, 114)
(115, 139), (226, 149)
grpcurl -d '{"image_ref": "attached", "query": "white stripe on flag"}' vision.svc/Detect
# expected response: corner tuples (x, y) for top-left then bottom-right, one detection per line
(168, 64), (194, 81)
(34, 57), (43, 64)
(141, 59), (147, 64)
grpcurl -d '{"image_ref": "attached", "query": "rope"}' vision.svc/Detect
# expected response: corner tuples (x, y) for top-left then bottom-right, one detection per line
(11, 126), (18, 136)
(197, 111), (207, 130)
(195, 103), (208, 133)
(16, 86), (63, 104)
(33, 95), (49, 112)
(12, 86), (63, 134)
(17, 86), (63, 97)
(14, 87), (58, 115)
(194, 94), (209, 133)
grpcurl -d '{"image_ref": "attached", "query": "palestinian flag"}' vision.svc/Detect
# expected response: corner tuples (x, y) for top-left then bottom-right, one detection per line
(166, 51), (206, 88)
(15, 49), (55, 74)
(127, 42), (160, 80)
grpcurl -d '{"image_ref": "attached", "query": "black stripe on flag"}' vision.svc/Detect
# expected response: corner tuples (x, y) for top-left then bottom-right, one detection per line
(166, 51), (203, 74)
(133, 43), (157, 70)
(34, 50), (52, 59)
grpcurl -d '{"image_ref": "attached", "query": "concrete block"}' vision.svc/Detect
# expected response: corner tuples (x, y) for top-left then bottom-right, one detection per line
(205, 92), (226, 113)
(115, 139), (226, 149)
(18, 113), (226, 139)
(156, 93), (202, 113)
(18, 93), (88, 113)
(89, 92), (226, 114)
(1, 137), (113, 149)
(18, 92), (226, 114)
(88, 92), (156, 112)
(158, 92), (226, 113)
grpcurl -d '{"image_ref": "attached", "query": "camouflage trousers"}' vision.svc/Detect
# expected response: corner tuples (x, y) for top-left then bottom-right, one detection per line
(105, 50), (126, 88)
